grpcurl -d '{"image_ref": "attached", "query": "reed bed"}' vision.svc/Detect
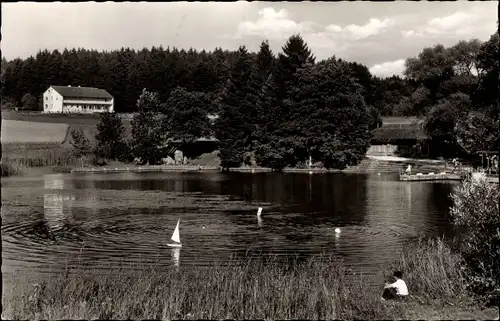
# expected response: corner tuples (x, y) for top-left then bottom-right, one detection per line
(1, 144), (91, 176)
(3, 238), (482, 320)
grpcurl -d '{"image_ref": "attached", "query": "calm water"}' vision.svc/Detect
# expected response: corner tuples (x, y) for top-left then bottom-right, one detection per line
(2, 172), (456, 285)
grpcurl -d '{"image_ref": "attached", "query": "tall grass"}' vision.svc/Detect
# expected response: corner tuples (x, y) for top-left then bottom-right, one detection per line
(1, 144), (92, 176)
(3, 238), (481, 320)
(3, 146), (73, 166)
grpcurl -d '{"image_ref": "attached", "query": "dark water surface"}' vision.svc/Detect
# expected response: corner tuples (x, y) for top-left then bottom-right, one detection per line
(2, 172), (456, 285)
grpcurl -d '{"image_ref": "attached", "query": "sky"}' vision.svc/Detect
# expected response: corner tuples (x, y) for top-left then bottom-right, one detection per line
(1, 1), (498, 77)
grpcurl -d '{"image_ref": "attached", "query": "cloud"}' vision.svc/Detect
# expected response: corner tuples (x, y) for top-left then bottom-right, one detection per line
(232, 8), (307, 40)
(369, 59), (406, 78)
(229, 7), (394, 46)
(402, 8), (495, 39)
(427, 11), (471, 31)
(342, 18), (394, 40)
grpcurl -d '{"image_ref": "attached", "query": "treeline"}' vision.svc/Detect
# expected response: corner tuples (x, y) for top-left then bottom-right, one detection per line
(68, 36), (385, 170)
(1, 38), (414, 117)
(3, 31), (498, 163)
(401, 33), (499, 156)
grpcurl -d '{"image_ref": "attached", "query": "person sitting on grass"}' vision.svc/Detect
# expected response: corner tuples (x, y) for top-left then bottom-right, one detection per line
(382, 271), (409, 301)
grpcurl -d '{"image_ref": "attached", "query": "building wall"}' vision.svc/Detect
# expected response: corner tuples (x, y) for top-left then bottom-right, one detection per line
(367, 144), (399, 156)
(43, 88), (63, 113)
(43, 86), (114, 113)
(62, 102), (111, 113)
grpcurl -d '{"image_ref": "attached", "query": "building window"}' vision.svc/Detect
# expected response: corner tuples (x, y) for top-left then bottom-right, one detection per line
(45, 104), (48, 107)
(45, 96), (48, 100)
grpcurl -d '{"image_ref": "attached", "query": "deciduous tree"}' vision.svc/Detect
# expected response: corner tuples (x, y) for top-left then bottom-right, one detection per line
(130, 89), (165, 165)
(94, 112), (130, 162)
(21, 93), (38, 111)
(164, 87), (213, 155)
(70, 128), (92, 166)
(286, 59), (372, 169)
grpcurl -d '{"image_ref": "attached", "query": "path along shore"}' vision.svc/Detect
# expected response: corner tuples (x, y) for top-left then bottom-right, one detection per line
(69, 155), (449, 174)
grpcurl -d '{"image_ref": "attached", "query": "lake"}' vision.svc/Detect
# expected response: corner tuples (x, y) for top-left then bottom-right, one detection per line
(2, 171), (457, 288)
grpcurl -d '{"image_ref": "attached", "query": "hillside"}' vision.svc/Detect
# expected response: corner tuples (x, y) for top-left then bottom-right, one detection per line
(1, 111), (132, 147)
(1, 120), (69, 144)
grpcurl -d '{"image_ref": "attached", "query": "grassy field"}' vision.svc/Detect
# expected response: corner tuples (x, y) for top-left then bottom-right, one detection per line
(1, 120), (69, 144)
(1, 110), (132, 124)
(1, 111), (132, 147)
(0, 112), (124, 176)
(2, 238), (498, 320)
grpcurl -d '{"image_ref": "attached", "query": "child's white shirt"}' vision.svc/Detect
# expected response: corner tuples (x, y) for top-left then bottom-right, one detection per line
(388, 279), (409, 296)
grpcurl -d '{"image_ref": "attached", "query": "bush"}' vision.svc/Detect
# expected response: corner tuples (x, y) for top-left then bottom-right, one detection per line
(385, 238), (469, 306)
(1, 162), (22, 177)
(450, 176), (500, 305)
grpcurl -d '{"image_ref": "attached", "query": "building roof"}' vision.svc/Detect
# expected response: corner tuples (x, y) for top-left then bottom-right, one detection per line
(371, 125), (429, 144)
(51, 85), (113, 99)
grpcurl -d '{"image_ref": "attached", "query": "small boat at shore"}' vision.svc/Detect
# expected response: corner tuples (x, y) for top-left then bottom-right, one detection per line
(167, 219), (182, 248)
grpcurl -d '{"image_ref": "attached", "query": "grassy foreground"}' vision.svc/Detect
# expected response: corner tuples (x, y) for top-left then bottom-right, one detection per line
(3, 239), (497, 320)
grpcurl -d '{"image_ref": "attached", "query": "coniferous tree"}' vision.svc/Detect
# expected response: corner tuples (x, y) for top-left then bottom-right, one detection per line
(273, 34), (315, 102)
(215, 46), (253, 170)
(255, 35), (315, 170)
(241, 40), (276, 164)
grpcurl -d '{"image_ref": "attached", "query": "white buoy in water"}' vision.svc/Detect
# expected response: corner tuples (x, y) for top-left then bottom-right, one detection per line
(377, 172), (381, 176)
(257, 207), (263, 217)
(202, 225), (206, 229)
(335, 228), (341, 234)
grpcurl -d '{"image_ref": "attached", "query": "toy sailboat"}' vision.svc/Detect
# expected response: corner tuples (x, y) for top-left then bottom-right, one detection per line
(167, 219), (182, 248)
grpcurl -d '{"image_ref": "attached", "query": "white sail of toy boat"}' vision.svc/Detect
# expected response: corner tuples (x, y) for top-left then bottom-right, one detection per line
(167, 219), (182, 247)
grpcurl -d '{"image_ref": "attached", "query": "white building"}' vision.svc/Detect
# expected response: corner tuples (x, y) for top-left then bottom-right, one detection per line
(43, 85), (114, 113)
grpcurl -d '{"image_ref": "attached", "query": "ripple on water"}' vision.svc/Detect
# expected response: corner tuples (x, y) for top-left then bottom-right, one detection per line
(1, 172), (455, 278)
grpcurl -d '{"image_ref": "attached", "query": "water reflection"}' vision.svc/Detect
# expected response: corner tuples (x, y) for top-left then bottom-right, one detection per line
(171, 247), (181, 268)
(43, 174), (67, 232)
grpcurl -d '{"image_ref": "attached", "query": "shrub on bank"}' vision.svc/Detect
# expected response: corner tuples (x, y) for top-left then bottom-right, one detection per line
(450, 176), (500, 305)
(3, 238), (479, 320)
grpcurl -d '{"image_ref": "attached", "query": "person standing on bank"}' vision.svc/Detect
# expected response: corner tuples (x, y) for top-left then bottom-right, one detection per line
(382, 271), (409, 301)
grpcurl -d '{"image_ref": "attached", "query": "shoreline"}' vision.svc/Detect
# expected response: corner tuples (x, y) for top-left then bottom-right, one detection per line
(70, 165), (347, 174)
(2, 239), (498, 320)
